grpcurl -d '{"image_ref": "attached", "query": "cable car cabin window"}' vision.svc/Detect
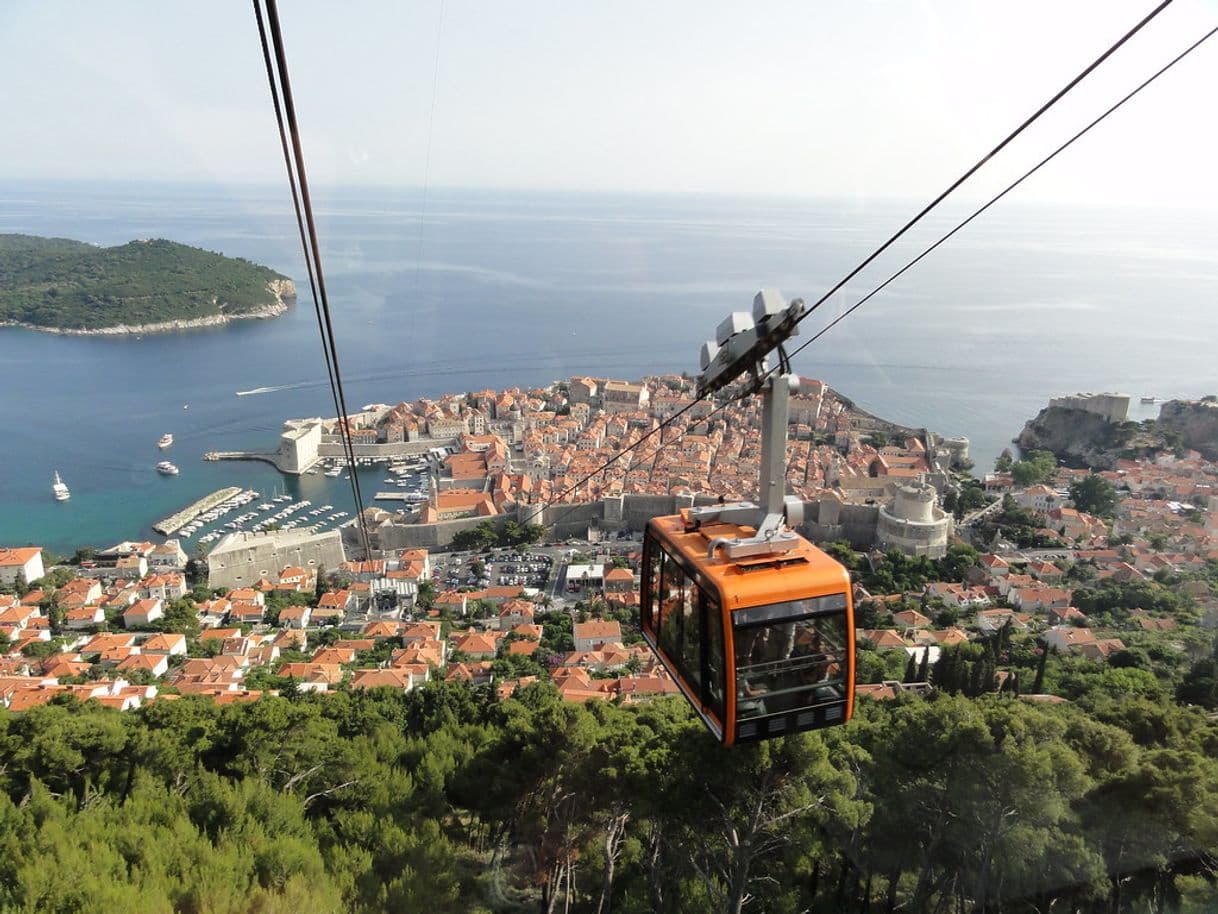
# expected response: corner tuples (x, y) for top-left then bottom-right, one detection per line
(702, 588), (725, 721)
(644, 534), (725, 724)
(657, 551), (702, 693)
(733, 596), (849, 722)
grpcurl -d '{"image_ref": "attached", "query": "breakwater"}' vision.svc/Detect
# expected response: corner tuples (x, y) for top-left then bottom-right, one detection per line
(153, 486), (243, 536)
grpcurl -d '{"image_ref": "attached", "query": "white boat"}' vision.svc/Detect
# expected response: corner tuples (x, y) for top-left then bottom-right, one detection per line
(158, 433), (174, 449)
(52, 471), (70, 501)
(325, 466), (342, 477)
(156, 461), (179, 476)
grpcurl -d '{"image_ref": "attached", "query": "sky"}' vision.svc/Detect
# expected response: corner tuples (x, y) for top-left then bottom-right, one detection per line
(2, 1), (1217, 207)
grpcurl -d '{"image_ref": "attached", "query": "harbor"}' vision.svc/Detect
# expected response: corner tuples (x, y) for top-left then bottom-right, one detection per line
(152, 486), (243, 535)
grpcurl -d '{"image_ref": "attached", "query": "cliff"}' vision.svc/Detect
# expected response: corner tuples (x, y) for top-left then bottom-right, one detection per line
(1156, 399), (1218, 460)
(1016, 398), (1218, 468)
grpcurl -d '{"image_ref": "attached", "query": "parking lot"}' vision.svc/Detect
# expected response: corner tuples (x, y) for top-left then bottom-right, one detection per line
(432, 548), (555, 592)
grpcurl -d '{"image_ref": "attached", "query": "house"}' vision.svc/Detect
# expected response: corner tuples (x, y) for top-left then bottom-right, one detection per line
(196, 598), (231, 628)
(450, 629), (502, 658)
(56, 578), (103, 606)
(497, 598), (535, 630)
(226, 588), (265, 607)
(573, 620), (622, 652)
(363, 621), (404, 639)
(277, 662), (343, 692)
(445, 660), (494, 685)
(199, 627), (240, 644)
(1047, 606), (1089, 626)
(63, 605), (106, 630)
(603, 566), (635, 594)
(351, 668), (415, 692)
(978, 554), (1010, 578)
(507, 639), (540, 657)
(279, 605), (312, 629)
(856, 629), (910, 650)
(142, 633), (187, 656)
(1049, 507), (1105, 542)
(314, 590), (352, 624)
(123, 598), (163, 628)
(1009, 586), (1072, 613)
(311, 645), (357, 665)
(397, 548), (431, 579)
(116, 554), (148, 579)
(1042, 626), (1099, 654)
(0, 547), (44, 586)
(148, 541), (188, 570)
(435, 591), (468, 616)
(1078, 638), (1126, 661)
(143, 573), (187, 602)
(277, 566), (313, 592)
(892, 609), (932, 629)
(117, 653), (170, 678)
(1015, 485), (1065, 514)
(228, 602), (265, 625)
(1026, 560), (1064, 582)
(0, 604), (37, 642)
(973, 608), (1031, 634)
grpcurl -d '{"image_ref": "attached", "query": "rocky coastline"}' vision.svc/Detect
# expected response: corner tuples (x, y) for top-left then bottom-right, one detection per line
(0, 278), (296, 336)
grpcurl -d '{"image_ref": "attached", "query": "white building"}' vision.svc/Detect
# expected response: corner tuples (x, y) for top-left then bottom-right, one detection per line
(0, 548), (44, 586)
(565, 563), (605, 592)
(148, 540), (188, 570)
(1014, 485), (1066, 514)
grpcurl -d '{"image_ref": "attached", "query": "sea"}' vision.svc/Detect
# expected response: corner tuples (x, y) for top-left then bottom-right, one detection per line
(1, 181), (1215, 555)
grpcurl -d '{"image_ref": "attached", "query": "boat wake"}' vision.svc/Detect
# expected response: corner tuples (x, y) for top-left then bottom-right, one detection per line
(235, 382), (312, 397)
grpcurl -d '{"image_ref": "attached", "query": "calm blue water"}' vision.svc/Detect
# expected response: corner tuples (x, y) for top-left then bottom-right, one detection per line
(2, 181), (1215, 554)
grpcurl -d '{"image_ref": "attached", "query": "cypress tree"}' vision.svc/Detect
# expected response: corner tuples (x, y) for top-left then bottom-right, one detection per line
(968, 661), (984, 697)
(916, 647), (930, 683)
(1033, 645), (1049, 694)
(903, 653), (917, 683)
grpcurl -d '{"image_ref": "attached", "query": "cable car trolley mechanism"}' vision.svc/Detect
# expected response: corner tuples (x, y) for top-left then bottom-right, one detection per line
(641, 290), (855, 745)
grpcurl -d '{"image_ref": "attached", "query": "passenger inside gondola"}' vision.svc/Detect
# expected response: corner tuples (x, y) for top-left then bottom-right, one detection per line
(735, 609), (847, 719)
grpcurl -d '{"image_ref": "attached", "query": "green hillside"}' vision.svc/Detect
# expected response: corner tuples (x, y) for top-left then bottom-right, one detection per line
(0, 234), (291, 330)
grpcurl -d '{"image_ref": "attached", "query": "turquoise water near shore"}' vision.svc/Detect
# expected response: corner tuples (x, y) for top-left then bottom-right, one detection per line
(1, 182), (1215, 553)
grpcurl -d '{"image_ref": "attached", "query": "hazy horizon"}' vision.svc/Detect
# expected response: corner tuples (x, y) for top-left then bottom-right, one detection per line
(3, 1), (1217, 210)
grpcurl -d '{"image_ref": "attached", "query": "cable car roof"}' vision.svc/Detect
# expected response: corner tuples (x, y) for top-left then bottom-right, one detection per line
(649, 513), (851, 610)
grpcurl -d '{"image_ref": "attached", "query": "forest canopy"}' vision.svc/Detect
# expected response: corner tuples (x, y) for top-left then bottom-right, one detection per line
(2, 683), (1217, 914)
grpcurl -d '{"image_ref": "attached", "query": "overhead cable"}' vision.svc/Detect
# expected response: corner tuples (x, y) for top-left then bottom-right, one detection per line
(791, 0), (1175, 332)
(788, 19), (1218, 360)
(253, 0), (373, 557)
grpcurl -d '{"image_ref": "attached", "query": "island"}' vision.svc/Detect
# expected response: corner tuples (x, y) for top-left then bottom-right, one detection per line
(0, 233), (295, 334)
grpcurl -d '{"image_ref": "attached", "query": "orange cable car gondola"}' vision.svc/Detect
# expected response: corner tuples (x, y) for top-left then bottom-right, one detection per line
(639, 289), (856, 745)
(641, 507), (855, 745)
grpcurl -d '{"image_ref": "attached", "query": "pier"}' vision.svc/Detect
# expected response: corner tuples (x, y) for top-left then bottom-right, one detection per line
(153, 486), (244, 536)
(203, 451), (285, 470)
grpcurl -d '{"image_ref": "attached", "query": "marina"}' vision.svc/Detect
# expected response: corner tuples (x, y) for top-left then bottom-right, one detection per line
(152, 486), (243, 536)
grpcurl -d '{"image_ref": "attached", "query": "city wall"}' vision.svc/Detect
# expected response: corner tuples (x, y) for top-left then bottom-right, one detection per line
(364, 492), (884, 552)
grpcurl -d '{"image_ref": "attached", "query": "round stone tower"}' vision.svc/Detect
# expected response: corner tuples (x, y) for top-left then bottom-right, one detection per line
(876, 479), (952, 558)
